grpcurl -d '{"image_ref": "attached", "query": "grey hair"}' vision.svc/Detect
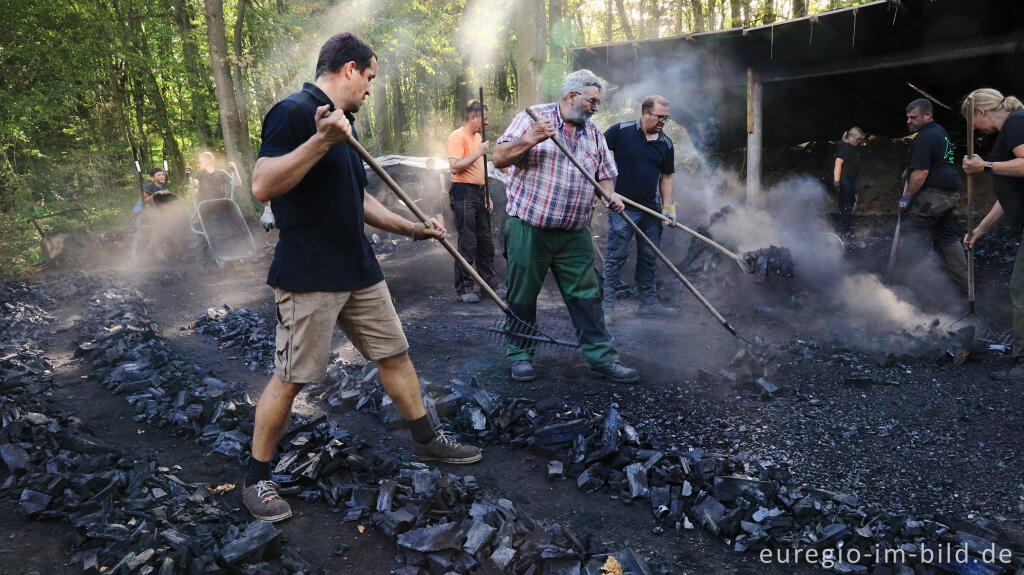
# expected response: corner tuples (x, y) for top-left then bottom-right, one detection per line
(560, 69), (604, 99)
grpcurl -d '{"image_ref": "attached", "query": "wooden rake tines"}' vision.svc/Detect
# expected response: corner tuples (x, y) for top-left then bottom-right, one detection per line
(347, 136), (577, 351)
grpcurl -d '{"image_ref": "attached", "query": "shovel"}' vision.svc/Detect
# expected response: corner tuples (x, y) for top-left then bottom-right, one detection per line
(523, 107), (758, 350)
(347, 136), (577, 351)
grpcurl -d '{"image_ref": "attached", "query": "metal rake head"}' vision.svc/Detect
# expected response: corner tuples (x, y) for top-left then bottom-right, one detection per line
(486, 315), (578, 352)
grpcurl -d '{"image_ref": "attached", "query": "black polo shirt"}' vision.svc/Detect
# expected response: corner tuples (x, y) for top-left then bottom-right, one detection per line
(990, 110), (1024, 233)
(604, 121), (675, 211)
(906, 121), (962, 192)
(258, 83), (383, 292)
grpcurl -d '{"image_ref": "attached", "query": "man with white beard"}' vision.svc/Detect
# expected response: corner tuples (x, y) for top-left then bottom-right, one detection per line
(492, 69), (640, 384)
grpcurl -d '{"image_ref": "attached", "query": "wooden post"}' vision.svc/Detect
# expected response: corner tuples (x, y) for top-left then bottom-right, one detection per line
(746, 67), (763, 206)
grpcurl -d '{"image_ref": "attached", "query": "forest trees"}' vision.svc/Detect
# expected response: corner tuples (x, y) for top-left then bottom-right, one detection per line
(0, 0), (872, 280)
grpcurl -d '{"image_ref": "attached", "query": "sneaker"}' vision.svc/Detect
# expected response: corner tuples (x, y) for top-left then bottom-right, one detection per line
(413, 430), (482, 464)
(639, 301), (679, 316)
(510, 360), (536, 382)
(459, 293), (481, 304)
(242, 480), (292, 522)
(589, 361), (641, 384)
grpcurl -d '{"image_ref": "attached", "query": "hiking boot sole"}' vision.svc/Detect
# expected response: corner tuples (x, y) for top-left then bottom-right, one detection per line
(246, 508), (292, 522)
(415, 452), (483, 464)
(588, 369), (641, 384)
(510, 371), (536, 382)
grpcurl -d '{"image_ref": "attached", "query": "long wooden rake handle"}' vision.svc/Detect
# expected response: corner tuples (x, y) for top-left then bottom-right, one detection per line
(615, 195), (750, 271)
(349, 137), (506, 310)
(523, 107), (739, 337)
(966, 95), (976, 313)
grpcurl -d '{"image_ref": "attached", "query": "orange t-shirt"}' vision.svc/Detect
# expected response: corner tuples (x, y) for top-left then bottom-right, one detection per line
(446, 127), (485, 185)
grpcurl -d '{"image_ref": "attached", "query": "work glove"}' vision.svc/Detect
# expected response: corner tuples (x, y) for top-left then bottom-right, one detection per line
(259, 204), (276, 231)
(897, 195), (912, 214)
(832, 181), (841, 194)
(661, 204), (677, 226)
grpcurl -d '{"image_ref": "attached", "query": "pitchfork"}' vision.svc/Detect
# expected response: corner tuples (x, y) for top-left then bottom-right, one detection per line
(347, 136), (577, 351)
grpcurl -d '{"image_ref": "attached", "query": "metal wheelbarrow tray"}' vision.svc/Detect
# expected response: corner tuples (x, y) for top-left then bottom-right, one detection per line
(191, 198), (256, 266)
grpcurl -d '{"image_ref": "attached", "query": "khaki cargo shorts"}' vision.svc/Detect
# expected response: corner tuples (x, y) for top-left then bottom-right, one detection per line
(273, 280), (409, 384)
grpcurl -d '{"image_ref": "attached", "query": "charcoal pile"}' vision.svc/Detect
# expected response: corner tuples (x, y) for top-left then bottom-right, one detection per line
(0, 282), (324, 573)
(187, 306), (1023, 573)
(269, 416), (657, 575)
(193, 305), (277, 374)
(742, 245), (796, 281)
(74, 290), (667, 573)
(334, 373), (1023, 573)
(75, 287), (259, 457)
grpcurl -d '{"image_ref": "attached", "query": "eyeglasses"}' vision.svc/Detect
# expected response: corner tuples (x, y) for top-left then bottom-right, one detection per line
(646, 112), (671, 122)
(580, 96), (601, 109)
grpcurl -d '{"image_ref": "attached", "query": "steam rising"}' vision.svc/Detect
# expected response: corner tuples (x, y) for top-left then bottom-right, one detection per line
(599, 57), (962, 348)
(459, 0), (519, 78)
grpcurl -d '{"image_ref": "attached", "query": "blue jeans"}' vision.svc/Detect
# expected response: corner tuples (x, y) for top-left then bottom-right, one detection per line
(603, 209), (662, 302)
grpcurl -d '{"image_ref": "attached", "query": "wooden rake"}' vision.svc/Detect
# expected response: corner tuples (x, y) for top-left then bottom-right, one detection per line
(348, 137), (577, 351)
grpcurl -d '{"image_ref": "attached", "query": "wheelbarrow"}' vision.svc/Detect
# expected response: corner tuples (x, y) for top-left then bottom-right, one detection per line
(189, 169), (256, 266)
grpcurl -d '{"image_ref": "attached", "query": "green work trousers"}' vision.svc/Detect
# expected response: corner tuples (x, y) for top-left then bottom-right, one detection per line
(504, 217), (618, 368)
(1011, 229), (1024, 358)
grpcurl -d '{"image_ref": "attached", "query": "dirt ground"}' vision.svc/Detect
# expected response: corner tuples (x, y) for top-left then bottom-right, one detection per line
(2, 209), (1022, 574)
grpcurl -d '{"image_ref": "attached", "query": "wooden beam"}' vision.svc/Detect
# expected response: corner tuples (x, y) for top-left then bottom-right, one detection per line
(746, 68), (762, 205)
(757, 35), (1023, 84)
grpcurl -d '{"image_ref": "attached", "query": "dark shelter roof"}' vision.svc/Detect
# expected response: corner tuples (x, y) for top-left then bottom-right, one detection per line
(573, 0), (1024, 151)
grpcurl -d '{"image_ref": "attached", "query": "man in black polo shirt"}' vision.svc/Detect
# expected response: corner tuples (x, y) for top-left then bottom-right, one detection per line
(244, 32), (482, 523)
(602, 95), (676, 311)
(894, 98), (968, 294)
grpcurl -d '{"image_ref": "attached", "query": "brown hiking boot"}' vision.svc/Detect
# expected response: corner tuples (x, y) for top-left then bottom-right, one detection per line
(242, 480), (292, 522)
(413, 430), (482, 464)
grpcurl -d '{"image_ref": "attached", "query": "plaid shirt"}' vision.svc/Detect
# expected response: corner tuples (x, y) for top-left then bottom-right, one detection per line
(497, 102), (617, 231)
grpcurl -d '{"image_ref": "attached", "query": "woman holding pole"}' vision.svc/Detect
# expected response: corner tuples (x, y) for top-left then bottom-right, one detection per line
(961, 88), (1024, 379)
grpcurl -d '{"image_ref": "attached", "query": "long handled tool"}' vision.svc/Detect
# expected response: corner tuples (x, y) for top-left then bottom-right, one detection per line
(524, 107), (753, 346)
(966, 95), (976, 314)
(613, 195), (753, 273)
(479, 87), (491, 204)
(348, 136), (576, 350)
(886, 178), (908, 276)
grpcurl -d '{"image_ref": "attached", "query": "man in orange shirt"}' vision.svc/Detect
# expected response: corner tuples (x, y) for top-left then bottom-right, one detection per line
(447, 100), (500, 303)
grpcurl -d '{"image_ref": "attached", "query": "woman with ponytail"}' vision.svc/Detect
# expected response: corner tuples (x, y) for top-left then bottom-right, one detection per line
(962, 88), (1024, 379)
(833, 127), (865, 228)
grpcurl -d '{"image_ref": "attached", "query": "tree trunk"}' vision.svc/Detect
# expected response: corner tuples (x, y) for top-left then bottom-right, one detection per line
(388, 64), (405, 153)
(647, 0), (663, 38)
(792, 0), (806, 17)
(742, 0), (751, 26)
(232, 0), (253, 168)
(173, 0), (209, 147)
(707, 0), (718, 29)
(549, 0), (564, 64)
(203, 0), (252, 212)
(730, 0), (742, 27)
(605, 0), (613, 42)
(691, 0), (705, 32)
(614, 0), (634, 40)
(515, 0), (546, 107)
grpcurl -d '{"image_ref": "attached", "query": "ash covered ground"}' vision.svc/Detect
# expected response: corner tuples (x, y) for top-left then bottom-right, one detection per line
(1, 203), (1023, 574)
